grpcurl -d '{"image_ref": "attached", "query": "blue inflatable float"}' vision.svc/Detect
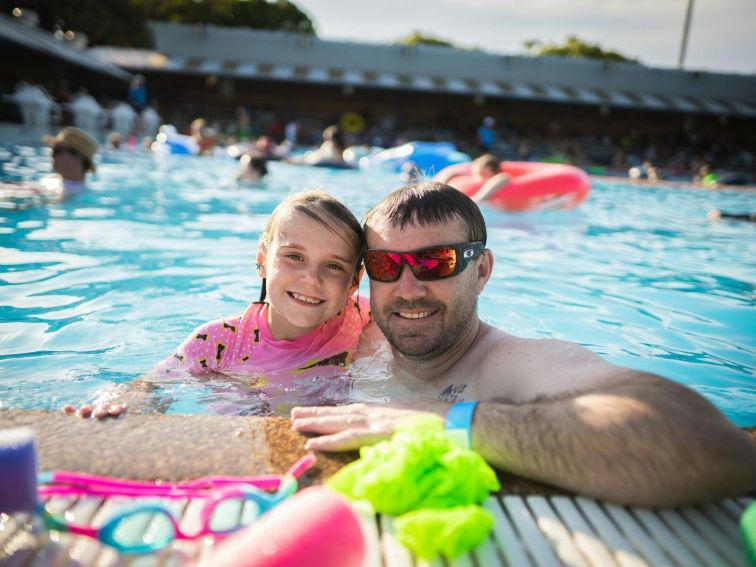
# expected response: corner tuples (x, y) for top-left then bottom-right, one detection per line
(361, 141), (470, 175)
(151, 125), (199, 156)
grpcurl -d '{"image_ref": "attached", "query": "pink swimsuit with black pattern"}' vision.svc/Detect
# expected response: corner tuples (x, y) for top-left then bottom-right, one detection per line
(159, 295), (371, 376)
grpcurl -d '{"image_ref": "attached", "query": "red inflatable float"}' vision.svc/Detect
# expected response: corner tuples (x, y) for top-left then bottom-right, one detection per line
(434, 161), (591, 212)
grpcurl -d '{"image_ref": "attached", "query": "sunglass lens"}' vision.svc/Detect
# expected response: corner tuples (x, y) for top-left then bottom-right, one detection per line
(412, 246), (458, 280)
(366, 251), (401, 282)
(110, 509), (175, 553)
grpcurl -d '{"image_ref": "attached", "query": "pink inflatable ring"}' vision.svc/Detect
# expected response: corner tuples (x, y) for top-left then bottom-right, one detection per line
(435, 161), (591, 212)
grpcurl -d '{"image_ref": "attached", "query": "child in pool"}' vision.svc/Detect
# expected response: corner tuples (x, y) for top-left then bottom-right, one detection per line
(161, 190), (371, 378)
(65, 190), (370, 419)
(435, 154), (510, 203)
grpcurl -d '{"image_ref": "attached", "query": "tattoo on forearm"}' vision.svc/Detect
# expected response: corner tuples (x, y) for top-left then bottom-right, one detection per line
(439, 383), (467, 403)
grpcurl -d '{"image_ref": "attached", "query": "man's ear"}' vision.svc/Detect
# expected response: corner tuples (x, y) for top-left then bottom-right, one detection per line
(256, 247), (267, 277)
(475, 249), (493, 295)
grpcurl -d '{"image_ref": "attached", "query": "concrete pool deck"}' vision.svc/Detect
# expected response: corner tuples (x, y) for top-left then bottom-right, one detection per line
(0, 408), (568, 496)
(0, 410), (355, 484)
(2, 409), (753, 492)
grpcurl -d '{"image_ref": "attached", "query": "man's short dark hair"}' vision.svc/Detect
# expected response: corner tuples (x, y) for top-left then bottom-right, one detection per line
(363, 181), (487, 245)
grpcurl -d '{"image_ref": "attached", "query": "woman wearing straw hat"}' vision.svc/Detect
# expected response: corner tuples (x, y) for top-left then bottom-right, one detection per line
(41, 126), (98, 196)
(0, 127), (98, 207)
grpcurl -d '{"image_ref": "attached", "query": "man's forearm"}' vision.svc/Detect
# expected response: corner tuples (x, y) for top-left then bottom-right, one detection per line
(471, 373), (756, 506)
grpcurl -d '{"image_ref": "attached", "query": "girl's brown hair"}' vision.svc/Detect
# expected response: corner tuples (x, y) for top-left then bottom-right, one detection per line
(261, 190), (364, 262)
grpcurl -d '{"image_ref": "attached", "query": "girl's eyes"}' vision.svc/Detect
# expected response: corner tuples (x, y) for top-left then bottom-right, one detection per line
(282, 254), (348, 273)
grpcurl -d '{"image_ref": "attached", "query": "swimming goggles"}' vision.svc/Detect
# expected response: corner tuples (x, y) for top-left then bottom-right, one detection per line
(36, 455), (314, 554)
(364, 241), (484, 282)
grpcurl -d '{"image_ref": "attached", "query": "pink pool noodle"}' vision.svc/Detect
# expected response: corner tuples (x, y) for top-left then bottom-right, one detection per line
(205, 486), (366, 567)
(0, 428), (38, 513)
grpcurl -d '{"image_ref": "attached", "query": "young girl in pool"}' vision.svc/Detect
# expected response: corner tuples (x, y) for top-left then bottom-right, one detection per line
(161, 190), (371, 378)
(65, 190), (370, 418)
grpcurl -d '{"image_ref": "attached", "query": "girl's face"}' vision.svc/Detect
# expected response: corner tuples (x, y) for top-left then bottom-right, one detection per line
(257, 209), (361, 341)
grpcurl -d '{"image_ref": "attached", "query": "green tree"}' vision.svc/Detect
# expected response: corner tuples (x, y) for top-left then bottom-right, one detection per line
(2, 0), (153, 47)
(399, 30), (455, 48)
(524, 35), (639, 63)
(2, 0), (314, 48)
(131, 0), (314, 34)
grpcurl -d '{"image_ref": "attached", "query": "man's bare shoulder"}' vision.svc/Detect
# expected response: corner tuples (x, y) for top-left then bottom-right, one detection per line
(474, 323), (575, 360)
(475, 325), (621, 402)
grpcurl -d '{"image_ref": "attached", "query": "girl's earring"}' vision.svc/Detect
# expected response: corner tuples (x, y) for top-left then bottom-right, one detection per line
(255, 262), (264, 273)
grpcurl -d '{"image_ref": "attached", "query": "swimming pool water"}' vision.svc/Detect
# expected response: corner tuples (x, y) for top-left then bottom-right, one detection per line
(1, 145), (754, 424)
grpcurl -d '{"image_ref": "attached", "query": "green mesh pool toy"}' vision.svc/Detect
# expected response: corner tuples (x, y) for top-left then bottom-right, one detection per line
(327, 414), (500, 560)
(743, 501), (756, 567)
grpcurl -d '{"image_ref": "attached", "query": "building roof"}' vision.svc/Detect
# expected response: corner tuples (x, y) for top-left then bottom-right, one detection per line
(90, 22), (756, 117)
(0, 13), (131, 81)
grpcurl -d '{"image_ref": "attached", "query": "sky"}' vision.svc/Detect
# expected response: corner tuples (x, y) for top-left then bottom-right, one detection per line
(294, 0), (755, 75)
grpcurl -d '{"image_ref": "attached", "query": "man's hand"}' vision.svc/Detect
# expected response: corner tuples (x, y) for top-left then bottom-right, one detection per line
(291, 402), (445, 451)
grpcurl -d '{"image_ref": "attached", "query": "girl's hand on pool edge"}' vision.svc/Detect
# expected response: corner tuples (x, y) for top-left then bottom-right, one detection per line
(62, 402), (128, 419)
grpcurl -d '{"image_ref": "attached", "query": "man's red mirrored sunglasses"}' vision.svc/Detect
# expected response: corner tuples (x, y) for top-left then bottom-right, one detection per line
(364, 241), (485, 282)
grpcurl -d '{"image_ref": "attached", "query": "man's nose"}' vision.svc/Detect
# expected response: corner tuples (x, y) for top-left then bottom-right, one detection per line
(393, 264), (426, 298)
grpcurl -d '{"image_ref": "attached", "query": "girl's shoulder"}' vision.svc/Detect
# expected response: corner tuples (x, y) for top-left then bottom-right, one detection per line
(191, 311), (245, 335)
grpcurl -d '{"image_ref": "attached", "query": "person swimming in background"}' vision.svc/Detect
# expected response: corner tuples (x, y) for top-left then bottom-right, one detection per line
(106, 131), (122, 151)
(0, 126), (98, 207)
(236, 151), (269, 184)
(288, 124), (346, 166)
(708, 209), (756, 222)
(695, 163), (718, 188)
(312, 125), (346, 163)
(157, 190), (371, 379)
(400, 160), (421, 184)
(628, 160), (661, 182)
(190, 118), (216, 154)
(42, 127), (98, 197)
(435, 154), (510, 203)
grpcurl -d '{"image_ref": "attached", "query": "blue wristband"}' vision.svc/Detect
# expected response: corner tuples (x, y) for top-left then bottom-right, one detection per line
(445, 401), (478, 449)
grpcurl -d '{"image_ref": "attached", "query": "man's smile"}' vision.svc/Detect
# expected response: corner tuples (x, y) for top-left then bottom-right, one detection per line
(386, 300), (442, 322)
(396, 310), (434, 319)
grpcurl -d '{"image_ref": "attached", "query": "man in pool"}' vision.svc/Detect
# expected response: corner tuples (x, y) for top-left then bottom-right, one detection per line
(291, 181), (756, 507)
